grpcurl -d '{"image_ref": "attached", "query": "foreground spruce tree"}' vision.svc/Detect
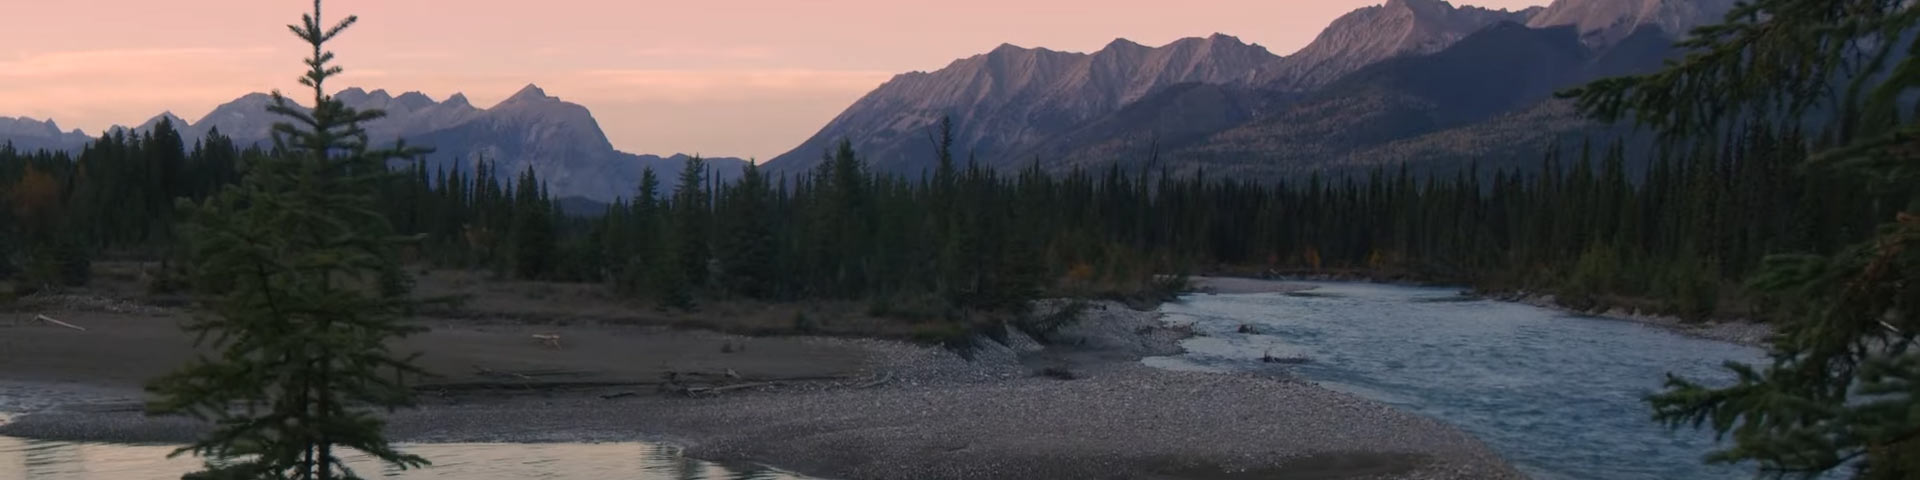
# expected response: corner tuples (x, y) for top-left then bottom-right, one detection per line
(1569, 1), (1920, 477)
(146, 1), (431, 478)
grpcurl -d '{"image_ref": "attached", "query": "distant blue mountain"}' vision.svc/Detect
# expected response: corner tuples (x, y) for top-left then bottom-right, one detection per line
(5, 85), (746, 202)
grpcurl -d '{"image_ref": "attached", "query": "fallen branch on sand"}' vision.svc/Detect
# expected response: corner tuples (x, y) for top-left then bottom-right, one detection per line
(659, 370), (855, 397)
(36, 315), (86, 331)
(472, 365), (535, 380)
(663, 369), (743, 381)
(854, 372), (893, 389)
(679, 382), (777, 397)
(531, 333), (562, 348)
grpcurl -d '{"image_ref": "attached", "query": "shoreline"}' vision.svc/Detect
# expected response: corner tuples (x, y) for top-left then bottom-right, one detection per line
(1199, 272), (1772, 348)
(0, 295), (1523, 480)
(1487, 291), (1772, 347)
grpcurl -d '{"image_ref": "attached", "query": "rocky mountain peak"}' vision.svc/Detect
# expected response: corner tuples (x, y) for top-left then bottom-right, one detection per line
(393, 91), (436, 111)
(1103, 38), (1147, 52)
(503, 84), (552, 104)
(989, 43), (1031, 55)
(142, 111), (187, 128)
(1262, 0), (1537, 90)
(334, 87), (369, 103)
(1528, 0), (1737, 46)
(0, 116), (61, 137)
(444, 93), (472, 108)
(1169, 33), (1269, 57)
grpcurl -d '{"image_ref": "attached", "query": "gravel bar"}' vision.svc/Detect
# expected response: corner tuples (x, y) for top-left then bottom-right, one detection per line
(1, 300), (1524, 480)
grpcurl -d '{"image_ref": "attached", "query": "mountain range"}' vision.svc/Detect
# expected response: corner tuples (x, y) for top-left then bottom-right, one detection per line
(0, 117), (92, 154)
(763, 0), (1735, 177)
(4, 85), (745, 203)
(3, 0), (1735, 199)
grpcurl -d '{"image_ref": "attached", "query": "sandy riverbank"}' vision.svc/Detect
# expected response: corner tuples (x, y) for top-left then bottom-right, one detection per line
(0, 293), (1520, 479)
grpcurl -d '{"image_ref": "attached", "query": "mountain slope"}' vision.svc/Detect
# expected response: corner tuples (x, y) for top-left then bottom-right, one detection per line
(1029, 83), (1292, 171)
(1264, 0), (1542, 91)
(1527, 0), (1736, 45)
(1165, 22), (1663, 178)
(763, 34), (1282, 175)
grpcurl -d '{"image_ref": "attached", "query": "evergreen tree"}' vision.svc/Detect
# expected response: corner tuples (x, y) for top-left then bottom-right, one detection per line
(1568, 1), (1920, 477)
(717, 162), (776, 298)
(671, 156), (711, 291)
(510, 167), (556, 279)
(625, 167), (663, 294)
(144, 2), (431, 478)
(643, 159), (708, 310)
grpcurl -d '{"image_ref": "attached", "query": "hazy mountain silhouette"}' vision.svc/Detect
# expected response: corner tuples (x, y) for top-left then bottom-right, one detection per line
(0, 117), (91, 154)
(10, 85), (744, 202)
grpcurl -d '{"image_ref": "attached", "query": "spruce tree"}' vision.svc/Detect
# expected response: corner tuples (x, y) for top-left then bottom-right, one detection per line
(145, 1), (432, 478)
(717, 162), (775, 298)
(655, 156), (709, 309)
(511, 167), (556, 280)
(624, 167), (663, 294)
(1567, 1), (1920, 477)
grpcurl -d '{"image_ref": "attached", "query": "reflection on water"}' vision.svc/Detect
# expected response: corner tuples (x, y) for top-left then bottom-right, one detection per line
(1150, 282), (1768, 480)
(0, 435), (811, 480)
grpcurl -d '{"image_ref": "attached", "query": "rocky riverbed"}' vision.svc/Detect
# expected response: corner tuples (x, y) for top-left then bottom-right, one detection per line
(0, 291), (1521, 479)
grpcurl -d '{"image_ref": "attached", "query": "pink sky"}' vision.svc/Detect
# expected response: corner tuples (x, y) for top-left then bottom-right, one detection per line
(0, 0), (1544, 160)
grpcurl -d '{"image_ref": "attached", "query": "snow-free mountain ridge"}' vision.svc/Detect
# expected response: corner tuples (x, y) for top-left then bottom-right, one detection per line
(765, 0), (1738, 177)
(10, 85), (744, 202)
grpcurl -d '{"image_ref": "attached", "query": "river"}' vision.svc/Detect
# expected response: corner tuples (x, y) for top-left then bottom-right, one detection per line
(1144, 281), (1765, 480)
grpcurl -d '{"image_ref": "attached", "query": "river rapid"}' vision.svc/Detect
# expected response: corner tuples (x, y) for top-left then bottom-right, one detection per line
(1146, 282), (1766, 480)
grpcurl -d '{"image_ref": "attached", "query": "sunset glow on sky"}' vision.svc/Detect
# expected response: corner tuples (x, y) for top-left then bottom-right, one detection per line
(0, 0), (1545, 159)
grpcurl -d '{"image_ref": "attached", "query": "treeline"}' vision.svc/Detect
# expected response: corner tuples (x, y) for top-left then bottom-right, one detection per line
(0, 117), (1890, 319)
(0, 118), (254, 288)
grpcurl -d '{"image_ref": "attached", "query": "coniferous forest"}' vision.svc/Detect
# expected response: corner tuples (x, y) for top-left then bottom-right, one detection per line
(0, 116), (1889, 321)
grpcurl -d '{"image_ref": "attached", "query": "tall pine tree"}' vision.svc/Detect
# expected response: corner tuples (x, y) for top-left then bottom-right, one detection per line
(145, 1), (432, 478)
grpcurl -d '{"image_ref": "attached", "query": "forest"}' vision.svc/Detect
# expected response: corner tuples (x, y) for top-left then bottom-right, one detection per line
(0, 115), (1889, 323)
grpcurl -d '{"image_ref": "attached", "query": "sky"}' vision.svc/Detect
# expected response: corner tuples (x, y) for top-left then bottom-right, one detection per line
(0, 0), (1545, 160)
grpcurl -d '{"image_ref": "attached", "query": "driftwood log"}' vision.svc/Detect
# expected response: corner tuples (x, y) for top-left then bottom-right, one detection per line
(854, 372), (893, 389)
(531, 333), (562, 348)
(36, 315), (86, 332)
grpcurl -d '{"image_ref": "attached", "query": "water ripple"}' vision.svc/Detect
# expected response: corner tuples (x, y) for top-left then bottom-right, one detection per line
(1150, 282), (1768, 480)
